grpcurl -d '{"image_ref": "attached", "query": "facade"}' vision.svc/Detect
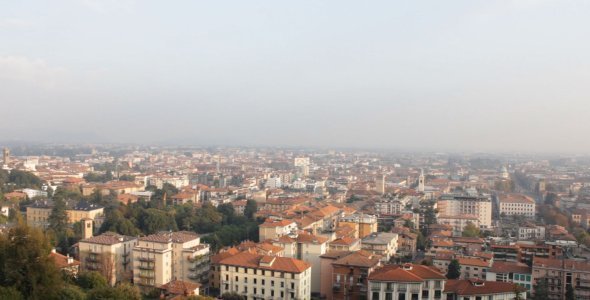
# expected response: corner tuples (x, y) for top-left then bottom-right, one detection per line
(259, 219), (298, 241)
(437, 215), (480, 237)
(433, 256), (492, 280)
(321, 250), (382, 300)
(26, 200), (104, 228)
(367, 263), (446, 300)
(444, 279), (526, 300)
(340, 214), (378, 239)
(498, 194), (536, 218)
(78, 232), (138, 285)
(532, 257), (590, 300)
(361, 232), (399, 262)
(518, 225), (546, 241)
(486, 261), (533, 293)
(218, 251), (312, 300)
(132, 231), (210, 288)
(437, 194), (492, 229)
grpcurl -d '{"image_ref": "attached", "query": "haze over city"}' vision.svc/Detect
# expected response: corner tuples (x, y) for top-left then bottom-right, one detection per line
(2, 0), (590, 153)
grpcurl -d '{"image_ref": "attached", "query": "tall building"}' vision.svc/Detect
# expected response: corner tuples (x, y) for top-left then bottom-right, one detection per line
(437, 193), (492, 229)
(79, 232), (138, 285)
(532, 257), (590, 300)
(321, 250), (382, 300)
(132, 231), (210, 288)
(418, 169), (425, 192)
(218, 251), (312, 300)
(498, 194), (536, 218)
(376, 175), (386, 195)
(2, 147), (9, 165)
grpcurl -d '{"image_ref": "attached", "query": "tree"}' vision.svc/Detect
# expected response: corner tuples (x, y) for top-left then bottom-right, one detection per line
(0, 286), (24, 300)
(446, 259), (461, 279)
(138, 208), (178, 234)
(58, 284), (87, 300)
(533, 278), (548, 300)
(76, 271), (108, 290)
(221, 292), (246, 300)
(566, 284), (575, 300)
(514, 284), (524, 300)
(244, 199), (257, 220)
(0, 220), (64, 299)
(87, 283), (141, 300)
(462, 222), (480, 238)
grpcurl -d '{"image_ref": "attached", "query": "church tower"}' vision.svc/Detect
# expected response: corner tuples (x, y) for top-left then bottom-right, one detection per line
(418, 169), (425, 192)
(82, 218), (93, 239)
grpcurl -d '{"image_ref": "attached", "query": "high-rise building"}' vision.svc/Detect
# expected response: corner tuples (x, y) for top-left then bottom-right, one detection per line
(132, 231), (210, 288)
(437, 193), (492, 229)
(2, 147), (9, 165)
(376, 175), (385, 195)
(418, 169), (425, 192)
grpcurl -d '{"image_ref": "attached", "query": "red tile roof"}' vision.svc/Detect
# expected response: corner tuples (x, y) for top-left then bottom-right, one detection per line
(445, 279), (522, 296)
(219, 251), (310, 273)
(369, 264), (446, 282)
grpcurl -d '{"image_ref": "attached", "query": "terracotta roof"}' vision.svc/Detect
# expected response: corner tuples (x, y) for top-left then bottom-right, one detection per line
(49, 251), (80, 269)
(218, 251), (310, 274)
(296, 232), (328, 244)
(445, 279), (523, 296)
(332, 250), (382, 268)
(161, 280), (200, 295)
(81, 232), (136, 245)
(498, 193), (535, 204)
(457, 257), (490, 268)
(139, 231), (199, 243)
(330, 237), (359, 246)
(490, 261), (531, 274)
(369, 264), (446, 282)
(259, 219), (296, 228)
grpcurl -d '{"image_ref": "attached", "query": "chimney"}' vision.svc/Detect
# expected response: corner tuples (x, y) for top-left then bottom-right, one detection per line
(67, 254), (73, 264)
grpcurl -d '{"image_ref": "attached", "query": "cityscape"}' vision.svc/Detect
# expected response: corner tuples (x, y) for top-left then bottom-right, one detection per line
(2, 1), (590, 300)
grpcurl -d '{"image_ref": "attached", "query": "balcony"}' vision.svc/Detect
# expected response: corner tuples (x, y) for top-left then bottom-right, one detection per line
(85, 256), (100, 263)
(138, 257), (155, 262)
(138, 273), (155, 279)
(138, 264), (154, 271)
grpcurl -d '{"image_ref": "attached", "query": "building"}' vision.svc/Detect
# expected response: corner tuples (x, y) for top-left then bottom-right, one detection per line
(78, 232), (138, 285)
(376, 175), (386, 195)
(532, 257), (590, 300)
(329, 237), (362, 252)
(259, 219), (298, 241)
(498, 194), (536, 218)
(437, 193), (492, 229)
(160, 279), (202, 298)
(444, 279), (526, 300)
(339, 214), (378, 239)
(265, 177), (283, 189)
(272, 232), (328, 294)
(367, 263), (447, 300)
(391, 227), (418, 259)
(486, 261), (533, 293)
(437, 215), (480, 237)
(27, 200), (105, 228)
(218, 251), (312, 300)
(433, 256), (492, 280)
(361, 232), (398, 262)
(322, 250), (382, 300)
(50, 249), (80, 277)
(132, 231), (210, 288)
(518, 225), (546, 241)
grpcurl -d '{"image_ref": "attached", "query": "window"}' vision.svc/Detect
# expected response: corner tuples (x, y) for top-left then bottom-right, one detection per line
(254, 278), (257, 284)
(290, 292), (295, 299)
(280, 291), (284, 298)
(262, 279), (265, 285)
(422, 290), (429, 299)
(373, 292), (380, 299)
(281, 282), (284, 288)
(291, 282), (295, 289)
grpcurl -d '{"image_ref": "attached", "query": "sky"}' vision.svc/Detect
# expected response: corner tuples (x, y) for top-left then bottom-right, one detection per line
(1, 0), (589, 153)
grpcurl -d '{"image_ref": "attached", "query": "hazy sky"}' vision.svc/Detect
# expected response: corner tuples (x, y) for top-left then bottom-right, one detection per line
(1, 1), (589, 153)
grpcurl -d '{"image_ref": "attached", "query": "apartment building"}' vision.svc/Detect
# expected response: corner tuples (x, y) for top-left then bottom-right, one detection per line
(329, 237), (361, 252)
(272, 232), (328, 294)
(375, 198), (409, 216)
(498, 194), (536, 218)
(391, 227), (418, 259)
(339, 214), (378, 239)
(437, 215), (480, 237)
(486, 261), (533, 293)
(367, 263), (447, 300)
(433, 255), (492, 280)
(26, 200), (104, 228)
(532, 257), (590, 300)
(218, 251), (312, 300)
(259, 219), (298, 241)
(321, 250), (382, 300)
(518, 225), (546, 240)
(361, 232), (399, 262)
(78, 232), (138, 285)
(444, 279), (526, 300)
(132, 231), (210, 288)
(437, 193), (492, 229)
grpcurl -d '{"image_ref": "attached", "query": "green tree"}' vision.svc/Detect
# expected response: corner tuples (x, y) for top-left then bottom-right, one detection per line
(76, 271), (108, 290)
(8, 169), (42, 189)
(514, 284), (524, 300)
(533, 278), (548, 300)
(0, 286), (24, 300)
(446, 259), (461, 279)
(221, 292), (246, 300)
(138, 208), (178, 234)
(99, 209), (141, 236)
(244, 199), (257, 220)
(462, 222), (480, 237)
(87, 283), (141, 300)
(58, 284), (87, 300)
(0, 220), (64, 299)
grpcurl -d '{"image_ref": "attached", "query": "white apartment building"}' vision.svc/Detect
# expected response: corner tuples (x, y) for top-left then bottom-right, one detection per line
(498, 194), (535, 218)
(361, 232), (399, 262)
(437, 193), (492, 229)
(265, 177), (282, 189)
(132, 231), (210, 288)
(259, 219), (298, 241)
(368, 264), (447, 300)
(437, 215), (480, 237)
(272, 232), (328, 294)
(218, 251), (312, 300)
(79, 232), (138, 285)
(518, 225), (545, 240)
(375, 198), (409, 216)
